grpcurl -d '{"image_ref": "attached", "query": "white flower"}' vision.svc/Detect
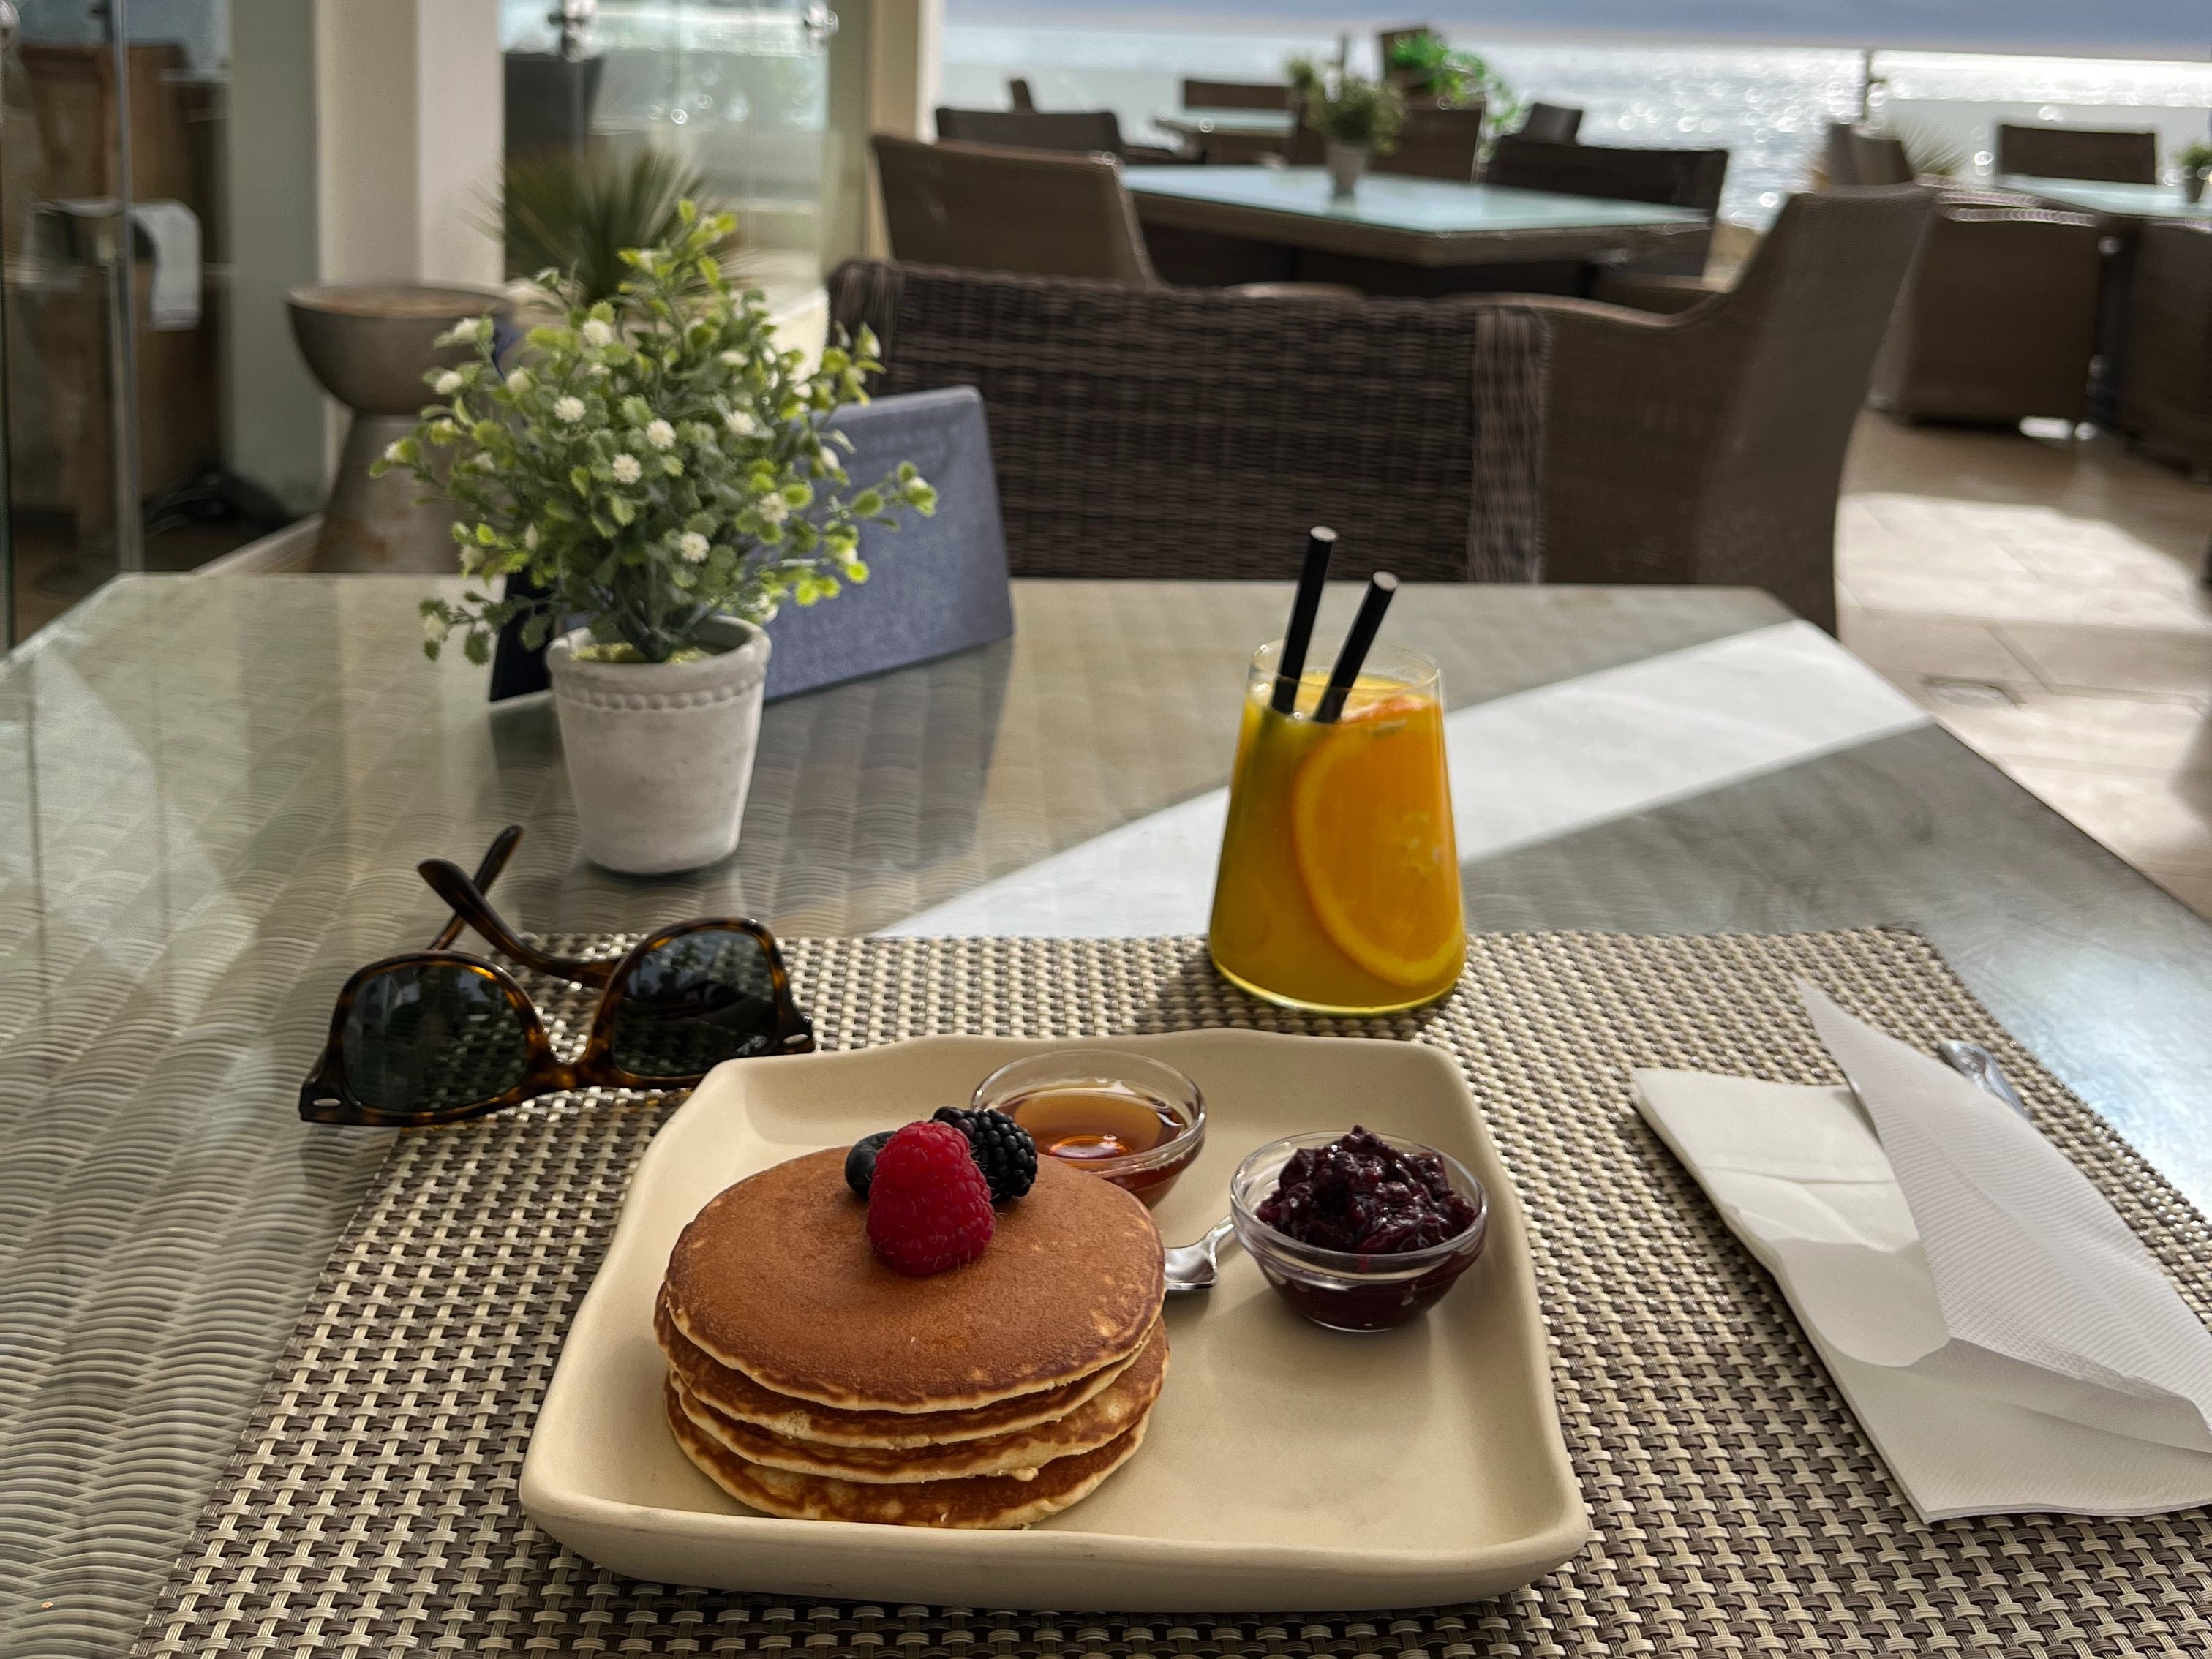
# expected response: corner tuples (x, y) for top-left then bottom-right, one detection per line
(434, 369), (464, 396)
(611, 453), (642, 484)
(554, 396), (585, 422)
(677, 531), (710, 564)
(438, 317), (486, 346)
(722, 407), (756, 437)
(422, 612), (445, 642)
(587, 363), (609, 379)
(383, 440), (407, 463)
(756, 493), (789, 527)
(718, 349), (744, 367)
(644, 418), (677, 451)
(581, 317), (614, 347)
(505, 367), (533, 393)
(815, 448), (843, 475)
(470, 451), (498, 470)
(523, 524), (541, 551)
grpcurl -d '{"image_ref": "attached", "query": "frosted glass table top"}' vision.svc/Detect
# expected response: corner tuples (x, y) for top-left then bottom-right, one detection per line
(1124, 165), (1710, 234)
(6, 573), (2212, 1657)
(1154, 108), (1295, 138)
(1996, 174), (2212, 220)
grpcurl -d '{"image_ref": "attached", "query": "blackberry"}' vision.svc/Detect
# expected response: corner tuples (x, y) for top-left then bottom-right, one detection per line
(931, 1105), (1038, 1203)
(843, 1129), (897, 1199)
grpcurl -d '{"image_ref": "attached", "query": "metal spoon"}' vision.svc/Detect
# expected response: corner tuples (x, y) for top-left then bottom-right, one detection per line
(1936, 1039), (2033, 1122)
(1164, 1217), (1235, 1295)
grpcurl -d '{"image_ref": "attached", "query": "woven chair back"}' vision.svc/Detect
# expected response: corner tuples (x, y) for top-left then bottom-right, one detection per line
(1995, 122), (2157, 184)
(1518, 102), (1583, 143)
(1487, 135), (1728, 211)
(2121, 220), (2212, 471)
(870, 136), (1159, 285)
(1380, 102), (1486, 181)
(1182, 78), (1289, 109)
(827, 260), (1549, 584)
(1007, 78), (1037, 113)
(1823, 121), (1860, 186)
(934, 107), (1129, 159)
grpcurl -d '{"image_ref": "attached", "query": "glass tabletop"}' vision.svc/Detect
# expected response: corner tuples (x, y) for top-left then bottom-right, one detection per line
(1995, 174), (2212, 220)
(1154, 108), (1295, 137)
(5, 573), (2212, 1656)
(1121, 165), (1711, 234)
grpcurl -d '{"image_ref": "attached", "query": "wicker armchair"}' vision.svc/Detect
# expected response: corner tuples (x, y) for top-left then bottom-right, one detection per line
(1995, 124), (2157, 185)
(932, 108), (1179, 166)
(871, 136), (1158, 285)
(827, 260), (1548, 584)
(2121, 219), (2212, 475)
(1181, 78), (1288, 110)
(1485, 136), (1728, 276)
(1290, 103), (1486, 181)
(1870, 202), (2102, 424)
(1467, 185), (1936, 632)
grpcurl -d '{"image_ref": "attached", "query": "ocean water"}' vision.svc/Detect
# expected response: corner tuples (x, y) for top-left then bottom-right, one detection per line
(941, 24), (2212, 227)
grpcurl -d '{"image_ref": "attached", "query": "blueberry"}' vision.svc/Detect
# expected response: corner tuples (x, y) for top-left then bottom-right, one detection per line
(844, 1129), (897, 1199)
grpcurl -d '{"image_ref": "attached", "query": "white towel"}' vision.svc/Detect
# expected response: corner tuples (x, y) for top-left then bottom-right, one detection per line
(1631, 985), (2212, 1519)
(129, 200), (200, 331)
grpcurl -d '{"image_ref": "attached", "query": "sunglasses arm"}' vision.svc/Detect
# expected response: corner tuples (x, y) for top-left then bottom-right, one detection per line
(417, 858), (616, 988)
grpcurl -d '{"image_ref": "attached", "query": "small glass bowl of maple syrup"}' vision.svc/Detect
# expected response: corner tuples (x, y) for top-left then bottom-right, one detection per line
(971, 1050), (1205, 1208)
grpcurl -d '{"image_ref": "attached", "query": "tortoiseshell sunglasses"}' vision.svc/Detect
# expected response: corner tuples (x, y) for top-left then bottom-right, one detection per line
(298, 827), (814, 1127)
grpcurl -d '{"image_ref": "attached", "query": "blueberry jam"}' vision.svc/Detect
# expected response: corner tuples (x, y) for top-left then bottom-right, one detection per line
(1257, 1126), (1478, 1254)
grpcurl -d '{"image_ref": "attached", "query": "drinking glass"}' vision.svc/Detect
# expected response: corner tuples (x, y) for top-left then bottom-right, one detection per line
(1208, 639), (1464, 1015)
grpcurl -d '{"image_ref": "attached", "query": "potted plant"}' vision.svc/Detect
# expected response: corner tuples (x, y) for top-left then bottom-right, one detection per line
(2180, 141), (2212, 205)
(375, 202), (936, 876)
(1289, 57), (1404, 196)
(1384, 28), (1522, 133)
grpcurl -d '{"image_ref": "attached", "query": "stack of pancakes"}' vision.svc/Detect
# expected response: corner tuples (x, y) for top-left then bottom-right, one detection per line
(658, 1149), (1167, 1528)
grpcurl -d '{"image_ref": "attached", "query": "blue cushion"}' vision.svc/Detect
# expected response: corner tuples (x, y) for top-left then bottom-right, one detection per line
(763, 385), (1013, 701)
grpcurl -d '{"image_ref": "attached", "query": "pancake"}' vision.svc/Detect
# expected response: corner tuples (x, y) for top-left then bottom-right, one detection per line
(664, 1151), (1164, 1412)
(666, 1377), (1151, 1528)
(657, 1290), (1146, 1448)
(672, 1319), (1167, 1483)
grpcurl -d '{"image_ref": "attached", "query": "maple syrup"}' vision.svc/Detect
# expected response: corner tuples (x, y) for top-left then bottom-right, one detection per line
(974, 1053), (1205, 1208)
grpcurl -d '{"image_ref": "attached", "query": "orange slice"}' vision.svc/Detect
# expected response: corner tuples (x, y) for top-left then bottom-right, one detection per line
(1290, 695), (1465, 990)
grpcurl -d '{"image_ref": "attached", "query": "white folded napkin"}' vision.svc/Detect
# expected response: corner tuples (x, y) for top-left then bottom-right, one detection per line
(1631, 983), (2212, 1519)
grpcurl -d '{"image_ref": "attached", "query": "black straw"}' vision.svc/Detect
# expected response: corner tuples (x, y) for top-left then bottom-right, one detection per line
(1315, 573), (1398, 723)
(1271, 526), (1337, 715)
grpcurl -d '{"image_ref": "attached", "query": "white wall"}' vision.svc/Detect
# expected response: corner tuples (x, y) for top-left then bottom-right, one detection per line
(314, 0), (504, 287)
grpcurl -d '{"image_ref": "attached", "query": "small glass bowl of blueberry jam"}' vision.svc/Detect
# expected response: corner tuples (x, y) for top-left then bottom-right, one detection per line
(971, 1050), (1205, 1208)
(1230, 1128), (1488, 1333)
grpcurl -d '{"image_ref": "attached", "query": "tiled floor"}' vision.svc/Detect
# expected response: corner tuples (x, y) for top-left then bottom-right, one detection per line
(1837, 413), (2212, 920)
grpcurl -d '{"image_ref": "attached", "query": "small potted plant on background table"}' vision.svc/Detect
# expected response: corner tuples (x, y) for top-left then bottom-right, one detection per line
(377, 202), (936, 876)
(1288, 57), (1404, 198)
(2180, 141), (2212, 206)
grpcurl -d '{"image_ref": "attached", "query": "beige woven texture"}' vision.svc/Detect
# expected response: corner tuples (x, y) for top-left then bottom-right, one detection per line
(133, 930), (2212, 1657)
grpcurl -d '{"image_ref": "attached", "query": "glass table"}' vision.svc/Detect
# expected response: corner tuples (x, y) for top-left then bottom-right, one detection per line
(1995, 174), (2212, 222)
(5, 573), (2212, 1656)
(1124, 165), (1709, 269)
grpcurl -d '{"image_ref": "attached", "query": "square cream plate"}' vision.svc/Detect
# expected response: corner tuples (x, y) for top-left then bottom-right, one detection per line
(521, 1029), (1589, 1611)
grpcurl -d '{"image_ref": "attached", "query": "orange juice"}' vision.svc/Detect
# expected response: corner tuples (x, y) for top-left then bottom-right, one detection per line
(1208, 642), (1464, 1015)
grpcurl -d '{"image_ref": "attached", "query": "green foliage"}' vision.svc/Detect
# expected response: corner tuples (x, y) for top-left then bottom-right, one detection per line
(1287, 57), (1404, 154)
(2180, 140), (2212, 176)
(501, 148), (727, 306)
(1384, 29), (1521, 132)
(375, 202), (937, 667)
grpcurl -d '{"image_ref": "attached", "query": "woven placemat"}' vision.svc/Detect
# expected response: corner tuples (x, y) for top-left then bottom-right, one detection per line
(132, 930), (2212, 1658)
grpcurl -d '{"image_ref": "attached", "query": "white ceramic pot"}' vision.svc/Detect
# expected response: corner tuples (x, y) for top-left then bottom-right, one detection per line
(1325, 141), (1371, 198)
(546, 615), (771, 875)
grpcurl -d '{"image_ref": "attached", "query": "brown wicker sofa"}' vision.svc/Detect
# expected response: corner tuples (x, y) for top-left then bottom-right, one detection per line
(830, 192), (1931, 631)
(828, 260), (1548, 585)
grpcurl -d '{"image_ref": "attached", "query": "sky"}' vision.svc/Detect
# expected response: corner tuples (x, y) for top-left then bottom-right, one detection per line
(944, 0), (2212, 59)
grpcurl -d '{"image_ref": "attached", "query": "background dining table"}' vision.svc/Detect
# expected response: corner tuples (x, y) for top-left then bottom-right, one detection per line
(6, 572), (2212, 1656)
(1121, 164), (1712, 293)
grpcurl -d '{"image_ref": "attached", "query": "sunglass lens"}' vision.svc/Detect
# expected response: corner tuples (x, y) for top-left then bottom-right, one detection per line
(340, 962), (533, 1116)
(608, 928), (786, 1081)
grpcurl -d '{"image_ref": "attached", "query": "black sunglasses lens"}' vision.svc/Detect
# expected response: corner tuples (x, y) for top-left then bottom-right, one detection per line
(340, 962), (533, 1116)
(608, 928), (786, 1081)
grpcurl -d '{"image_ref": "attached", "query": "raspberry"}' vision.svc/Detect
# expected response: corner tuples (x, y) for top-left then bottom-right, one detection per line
(932, 1105), (1039, 1203)
(865, 1121), (996, 1275)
